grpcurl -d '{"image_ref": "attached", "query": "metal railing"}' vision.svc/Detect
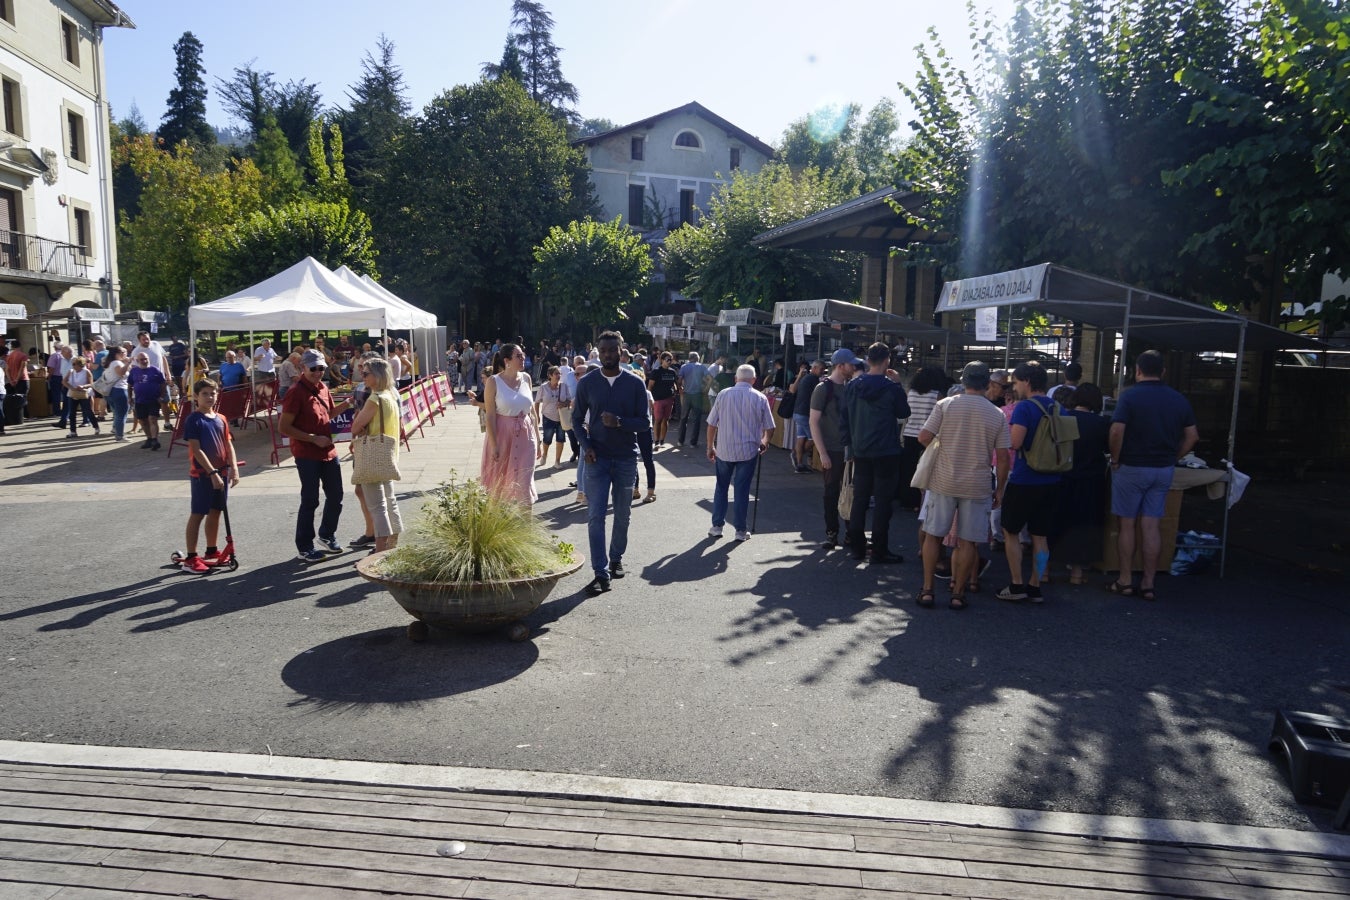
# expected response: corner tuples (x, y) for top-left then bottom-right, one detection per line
(0, 229), (88, 279)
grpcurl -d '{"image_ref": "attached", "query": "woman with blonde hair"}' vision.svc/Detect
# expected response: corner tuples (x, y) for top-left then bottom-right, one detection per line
(480, 342), (539, 506)
(349, 357), (403, 552)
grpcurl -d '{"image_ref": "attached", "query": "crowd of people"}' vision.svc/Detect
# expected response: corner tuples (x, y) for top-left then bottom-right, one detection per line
(461, 333), (1198, 608)
(7, 326), (1200, 602)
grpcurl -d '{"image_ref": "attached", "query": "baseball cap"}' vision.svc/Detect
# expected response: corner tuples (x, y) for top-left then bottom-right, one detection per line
(830, 348), (864, 368)
(301, 349), (327, 369)
(961, 360), (991, 389)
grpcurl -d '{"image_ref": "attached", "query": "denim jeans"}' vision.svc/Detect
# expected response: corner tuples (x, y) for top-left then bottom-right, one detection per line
(584, 454), (637, 578)
(48, 375), (66, 423)
(712, 456), (758, 533)
(294, 456), (344, 552)
(107, 388), (128, 440)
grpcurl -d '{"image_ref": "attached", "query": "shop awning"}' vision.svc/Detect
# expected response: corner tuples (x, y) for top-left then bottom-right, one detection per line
(936, 264), (1323, 353)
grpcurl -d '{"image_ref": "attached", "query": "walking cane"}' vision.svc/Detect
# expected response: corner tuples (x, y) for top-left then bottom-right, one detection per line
(751, 448), (764, 533)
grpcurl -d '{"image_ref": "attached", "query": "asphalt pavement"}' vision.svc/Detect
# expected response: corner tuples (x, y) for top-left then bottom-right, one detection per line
(1, 395), (1347, 837)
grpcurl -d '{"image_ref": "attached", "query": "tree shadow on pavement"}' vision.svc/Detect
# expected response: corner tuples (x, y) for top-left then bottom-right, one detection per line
(866, 579), (1350, 831)
(280, 625), (539, 708)
(1, 557), (377, 633)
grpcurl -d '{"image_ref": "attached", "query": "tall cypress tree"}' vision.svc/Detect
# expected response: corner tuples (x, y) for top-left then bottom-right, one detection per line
(336, 35), (410, 208)
(482, 1), (578, 123)
(159, 32), (215, 148)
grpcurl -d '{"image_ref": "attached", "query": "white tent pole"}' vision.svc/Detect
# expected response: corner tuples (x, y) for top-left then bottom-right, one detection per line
(1219, 322), (1247, 578)
(1004, 306), (1012, 370)
(1117, 290), (1134, 398)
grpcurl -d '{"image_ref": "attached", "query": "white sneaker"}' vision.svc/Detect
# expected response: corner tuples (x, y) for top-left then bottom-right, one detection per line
(708, 525), (723, 538)
(735, 530), (751, 541)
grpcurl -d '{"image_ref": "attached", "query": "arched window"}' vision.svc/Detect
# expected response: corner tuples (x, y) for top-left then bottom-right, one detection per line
(674, 130), (702, 149)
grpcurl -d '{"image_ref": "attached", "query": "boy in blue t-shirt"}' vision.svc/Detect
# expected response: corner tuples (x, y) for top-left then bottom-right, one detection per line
(183, 379), (239, 574)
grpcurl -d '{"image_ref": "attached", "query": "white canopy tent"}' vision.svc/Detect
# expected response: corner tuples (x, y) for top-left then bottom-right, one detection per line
(187, 257), (390, 417)
(332, 266), (442, 377)
(935, 263), (1326, 576)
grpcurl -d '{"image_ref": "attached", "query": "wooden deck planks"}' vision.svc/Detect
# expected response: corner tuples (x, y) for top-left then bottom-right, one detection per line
(0, 761), (1347, 900)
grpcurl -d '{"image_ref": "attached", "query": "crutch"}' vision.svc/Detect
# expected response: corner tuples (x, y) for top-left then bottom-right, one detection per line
(751, 448), (764, 532)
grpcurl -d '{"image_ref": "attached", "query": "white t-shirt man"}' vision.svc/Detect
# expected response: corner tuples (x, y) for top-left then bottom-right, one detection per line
(135, 338), (167, 374)
(252, 343), (279, 374)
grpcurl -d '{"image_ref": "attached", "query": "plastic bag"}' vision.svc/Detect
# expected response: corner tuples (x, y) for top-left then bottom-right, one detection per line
(1171, 530), (1220, 576)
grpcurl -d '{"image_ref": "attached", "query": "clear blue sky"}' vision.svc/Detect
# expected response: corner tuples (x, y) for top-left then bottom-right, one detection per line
(105, 1), (1018, 146)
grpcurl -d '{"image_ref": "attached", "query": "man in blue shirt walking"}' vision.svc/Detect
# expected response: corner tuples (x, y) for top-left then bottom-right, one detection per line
(574, 331), (650, 596)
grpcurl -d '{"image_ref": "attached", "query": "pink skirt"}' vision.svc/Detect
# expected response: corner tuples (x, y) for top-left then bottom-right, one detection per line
(481, 412), (538, 506)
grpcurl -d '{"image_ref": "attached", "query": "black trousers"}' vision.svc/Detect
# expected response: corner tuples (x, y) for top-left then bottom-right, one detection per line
(821, 457), (846, 537)
(847, 454), (901, 554)
(678, 402), (706, 446)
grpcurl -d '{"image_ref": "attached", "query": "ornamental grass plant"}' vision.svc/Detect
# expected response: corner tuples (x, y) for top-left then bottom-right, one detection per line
(377, 476), (573, 588)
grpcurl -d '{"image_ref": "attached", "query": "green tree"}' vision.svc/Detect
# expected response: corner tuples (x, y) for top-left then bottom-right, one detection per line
(483, 0), (579, 122)
(304, 118), (349, 203)
(575, 116), (617, 138)
(894, 0), (1245, 303)
(221, 200), (378, 292)
(336, 35), (410, 210)
(482, 38), (526, 83)
(159, 32), (215, 149)
(778, 99), (900, 195)
(216, 63), (272, 141)
(115, 135), (264, 308)
(252, 113), (303, 205)
(1169, 0), (1350, 329)
(533, 218), (653, 335)
(377, 77), (595, 335)
(662, 162), (858, 309)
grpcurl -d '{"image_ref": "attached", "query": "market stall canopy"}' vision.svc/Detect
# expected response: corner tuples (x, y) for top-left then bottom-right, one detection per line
(936, 263), (1324, 353)
(331, 266), (438, 330)
(189, 257), (387, 332)
(751, 186), (946, 252)
(771, 298), (951, 342)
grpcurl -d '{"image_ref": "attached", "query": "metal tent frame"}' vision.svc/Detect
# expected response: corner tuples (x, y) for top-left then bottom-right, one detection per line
(936, 263), (1327, 576)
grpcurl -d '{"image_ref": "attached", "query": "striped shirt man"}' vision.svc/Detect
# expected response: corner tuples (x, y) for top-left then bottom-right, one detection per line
(707, 375), (776, 463)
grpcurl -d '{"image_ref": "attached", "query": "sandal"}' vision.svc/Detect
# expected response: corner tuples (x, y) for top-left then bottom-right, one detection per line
(1106, 580), (1136, 596)
(1069, 574), (1088, 586)
(966, 579), (980, 594)
(644, 490), (656, 503)
(917, 589), (936, 608)
(1139, 586), (1157, 601)
(949, 593), (968, 611)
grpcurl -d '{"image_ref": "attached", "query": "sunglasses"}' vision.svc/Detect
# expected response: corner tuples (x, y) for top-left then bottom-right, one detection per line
(308, 366), (326, 373)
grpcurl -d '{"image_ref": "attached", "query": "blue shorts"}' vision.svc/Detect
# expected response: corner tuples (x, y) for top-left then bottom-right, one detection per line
(1111, 464), (1174, 518)
(190, 474), (228, 515)
(542, 416), (564, 445)
(792, 412), (811, 441)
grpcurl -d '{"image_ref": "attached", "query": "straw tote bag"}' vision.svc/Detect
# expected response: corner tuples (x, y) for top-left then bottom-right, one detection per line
(837, 458), (855, 520)
(351, 395), (401, 484)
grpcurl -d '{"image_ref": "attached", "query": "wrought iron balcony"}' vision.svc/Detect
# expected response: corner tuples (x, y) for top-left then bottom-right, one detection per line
(0, 228), (89, 281)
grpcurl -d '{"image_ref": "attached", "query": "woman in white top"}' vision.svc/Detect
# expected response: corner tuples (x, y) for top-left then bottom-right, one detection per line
(62, 356), (98, 438)
(480, 342), (540, 506)
(103, 345), (130, 442)
(898, 366), (950, 511)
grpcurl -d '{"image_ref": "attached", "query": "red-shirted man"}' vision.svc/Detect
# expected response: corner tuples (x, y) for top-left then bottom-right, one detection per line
(279, 349), (355, 562)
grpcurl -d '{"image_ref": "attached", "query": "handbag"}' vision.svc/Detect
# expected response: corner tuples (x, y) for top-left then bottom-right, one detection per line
(351, 396), (401, 484)
(68, 383), (89, 400)
(558, 405), (573, 431)
(837, 458), (855, 520)
(910, 436), (941, 490)
(92, 370), (116, 397)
